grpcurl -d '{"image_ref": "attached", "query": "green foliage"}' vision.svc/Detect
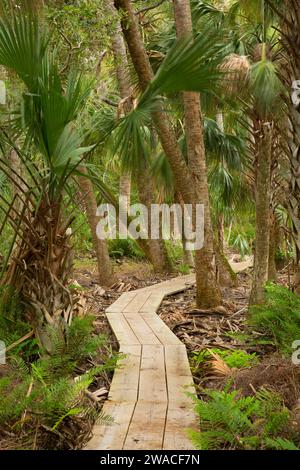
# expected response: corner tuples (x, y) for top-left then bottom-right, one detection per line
(178, 264), (190, 275)
(249, 59), (283, 118)
(249, 283), (300, 355)
(231, 233), (252, 259)
(0, 316), (119, 433)
(190, 388), (299, 450)
(192, 348), (259, 371)
(165, 241), (184, 266)
(108, 238), (145, 260)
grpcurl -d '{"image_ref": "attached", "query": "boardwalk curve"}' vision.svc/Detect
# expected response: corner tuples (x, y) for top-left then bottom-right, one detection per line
(85, 274), (197, 450)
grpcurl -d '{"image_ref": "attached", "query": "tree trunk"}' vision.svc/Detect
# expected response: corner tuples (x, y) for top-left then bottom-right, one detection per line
(172, 0), (221, 307)
(109, 0), (170, 272)
(119, 173), (131, 211)
(114, 0), (221, 307)
(250, 121), (272, 305)
(136, 167), (172, 272)
(268, 211), (278, 281)
(79, 168), (114, 286)
(277, 1), (300, 294)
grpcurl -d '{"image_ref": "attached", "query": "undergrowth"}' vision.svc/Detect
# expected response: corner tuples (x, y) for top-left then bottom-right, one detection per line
(190, 387), (300, 450)
(0, 302), (119, 449)
(191, 348), (259, 372)
(249, 283), (300, 355)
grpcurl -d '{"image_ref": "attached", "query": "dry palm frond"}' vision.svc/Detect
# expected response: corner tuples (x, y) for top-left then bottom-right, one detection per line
(220, 53), (251, 96)
(208, 350), (232, 377)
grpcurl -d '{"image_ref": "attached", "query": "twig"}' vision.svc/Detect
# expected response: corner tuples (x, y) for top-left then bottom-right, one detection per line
(6, 330), (34, 353)
(135, 0), (167, 15)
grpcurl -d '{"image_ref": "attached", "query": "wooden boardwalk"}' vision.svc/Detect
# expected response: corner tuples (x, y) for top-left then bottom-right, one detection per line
(85, 274), (197, 450)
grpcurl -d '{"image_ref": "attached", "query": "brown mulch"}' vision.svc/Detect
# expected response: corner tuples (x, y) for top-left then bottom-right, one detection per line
(158, 268), (300, 431)
(159, 273), (254, 354)
(231, 357), (300, 409)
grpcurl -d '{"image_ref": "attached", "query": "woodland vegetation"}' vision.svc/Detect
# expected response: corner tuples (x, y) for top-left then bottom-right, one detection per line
(0, 0), (300, 452)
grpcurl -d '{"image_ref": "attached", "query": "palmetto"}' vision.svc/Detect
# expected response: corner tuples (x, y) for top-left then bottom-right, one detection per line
(0, 14), (95, 353)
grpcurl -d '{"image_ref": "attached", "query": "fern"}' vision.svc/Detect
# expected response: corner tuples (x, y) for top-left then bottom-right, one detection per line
(191, 348), (259, 371)
(0, 316), (119, 439)
(249, 283), (300, 355)
(190, 388), (299, 450)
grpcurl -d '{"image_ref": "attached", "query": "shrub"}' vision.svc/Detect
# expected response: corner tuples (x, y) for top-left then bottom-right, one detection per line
(0, 316), (119, 440)
(191, 348), (259, 372)
(189, 388), (299, 450)
(249, 283), (300, 355)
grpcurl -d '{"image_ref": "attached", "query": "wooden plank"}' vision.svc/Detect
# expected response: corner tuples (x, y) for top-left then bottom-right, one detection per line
(106, 312), (140, 345)
(165, 345), (195, 404)
(123, 313), (161, 345)
(139, 291), (164, 313)
(85, 401), (135, 450)
(141, 312), (181, 345)
(86, 274), (200, 451)
(123, 401), (167, 450)
(163, 405), (197, 450)
(108, 345), (141, 403)
(106, 291), (137, 313)
(122, 291), (152, 313)
(138, 344), (168, 402)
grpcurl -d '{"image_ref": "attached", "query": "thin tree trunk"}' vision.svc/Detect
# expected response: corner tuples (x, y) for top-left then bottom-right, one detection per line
(114, 0), (221, 307)
(216, 109), (225, 250)
(136, 167), (172, 272)
(172, 0), (221, 307)
(268, 211), (278, 281)
(119, 173), (131, 211)
(79, 168), (114, 286)
(250, 122), (272, 305)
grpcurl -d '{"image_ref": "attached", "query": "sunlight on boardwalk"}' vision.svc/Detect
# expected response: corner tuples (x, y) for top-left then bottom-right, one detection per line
(85, 274), (198, 450)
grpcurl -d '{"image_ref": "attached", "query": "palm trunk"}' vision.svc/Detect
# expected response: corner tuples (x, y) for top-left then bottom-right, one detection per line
(109, 0), (132, 209)
(79, 168), (114, 286)
(268, 210), (278, 281)
(277, 1), (300, 294)
(114, 0), (221, 307)
(250, 121), (272, 305)
(172, 0), (221, 307)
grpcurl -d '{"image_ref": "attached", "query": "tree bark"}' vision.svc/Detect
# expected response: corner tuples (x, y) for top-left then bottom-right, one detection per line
(277, 1), (300, 294)
(250, 121), (272, 305)
(172, 0), (221, 307)
(115, 0), (221, 307)
(268, 211), (278, 281)
(79, 168), (115, 286)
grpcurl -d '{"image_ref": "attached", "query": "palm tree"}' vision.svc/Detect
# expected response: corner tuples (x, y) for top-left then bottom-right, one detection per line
(269, 0), (300, 294)
(114, 0), (223, 308)
(172, 0), (222, 304)
(0, 14), (112, 352)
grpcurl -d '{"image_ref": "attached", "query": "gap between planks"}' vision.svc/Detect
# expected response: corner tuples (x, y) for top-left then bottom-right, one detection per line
(85, 274), (198, 451)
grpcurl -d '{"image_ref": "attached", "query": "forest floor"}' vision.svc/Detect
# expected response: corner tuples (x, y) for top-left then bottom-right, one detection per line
(1, 257), (299, 450)
(70, 258), (300, 448)
(157, 267), (300, 440)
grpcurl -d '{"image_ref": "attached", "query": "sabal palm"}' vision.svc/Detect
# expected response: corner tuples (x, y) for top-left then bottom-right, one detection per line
(0, 15), (95, 352)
